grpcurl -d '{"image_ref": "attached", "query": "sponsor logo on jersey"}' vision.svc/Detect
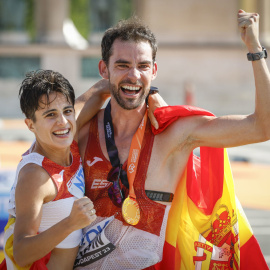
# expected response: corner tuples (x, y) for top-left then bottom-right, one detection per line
(67, 165), (85, 198)
(91, 179), (110, 189)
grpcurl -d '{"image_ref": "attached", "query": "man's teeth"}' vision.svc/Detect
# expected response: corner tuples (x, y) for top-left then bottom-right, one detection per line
(54, 129), (69, 135)
(123, 85), (140, 91)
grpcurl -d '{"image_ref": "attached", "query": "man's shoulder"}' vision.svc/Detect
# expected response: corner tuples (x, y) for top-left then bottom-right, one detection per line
(152, 106), (214, 153)
(152, 105), (214, 135)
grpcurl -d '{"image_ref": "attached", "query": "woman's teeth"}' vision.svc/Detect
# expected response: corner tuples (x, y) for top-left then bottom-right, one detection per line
(53, 129), (69, 135)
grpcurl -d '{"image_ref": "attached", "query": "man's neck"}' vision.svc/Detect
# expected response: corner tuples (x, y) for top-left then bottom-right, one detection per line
(110, 99), (147, 139)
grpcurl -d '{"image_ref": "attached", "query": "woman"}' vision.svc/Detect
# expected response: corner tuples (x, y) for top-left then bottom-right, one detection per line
(1, 69), (162, 269)
(2, 70), (110, 270)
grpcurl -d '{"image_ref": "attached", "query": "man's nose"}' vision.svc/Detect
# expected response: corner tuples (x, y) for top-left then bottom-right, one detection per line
(128, 68), (141, 82)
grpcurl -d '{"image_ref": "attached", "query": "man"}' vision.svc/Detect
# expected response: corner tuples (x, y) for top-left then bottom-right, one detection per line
(77, 10), (270, 269)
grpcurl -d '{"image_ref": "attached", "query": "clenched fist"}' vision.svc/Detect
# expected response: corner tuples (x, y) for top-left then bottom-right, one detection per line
(67, 196), (97, 231)
(238, 9), (261, 53)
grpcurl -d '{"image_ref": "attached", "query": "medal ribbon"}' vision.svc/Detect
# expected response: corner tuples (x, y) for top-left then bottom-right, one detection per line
(104, 100), (147, 198)
(104, 101), (128, 188)
(126, 110), (147, 199)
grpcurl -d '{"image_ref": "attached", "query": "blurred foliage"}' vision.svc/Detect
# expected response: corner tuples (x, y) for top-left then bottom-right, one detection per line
(70, 0), (90, 39)
(0, 0), (133, 41)
(116, 0), (133, 21)
(25, 0), (35, 41)
(70, 0), (133, 38)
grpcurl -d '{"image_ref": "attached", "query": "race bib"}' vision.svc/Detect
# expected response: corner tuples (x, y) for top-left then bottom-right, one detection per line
(74, 216), (115, 268)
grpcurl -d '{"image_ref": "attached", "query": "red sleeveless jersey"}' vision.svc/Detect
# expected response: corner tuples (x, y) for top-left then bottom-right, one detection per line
(83, 115), (166, 236)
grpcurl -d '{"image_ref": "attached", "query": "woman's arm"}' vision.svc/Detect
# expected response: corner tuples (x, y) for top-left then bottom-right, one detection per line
(13, 164), (95, 267)
(147, 92), (168, 130)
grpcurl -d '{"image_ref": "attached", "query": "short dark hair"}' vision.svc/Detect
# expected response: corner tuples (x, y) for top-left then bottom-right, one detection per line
(19, 70), (75, 120)
(101, 16), (157, 65)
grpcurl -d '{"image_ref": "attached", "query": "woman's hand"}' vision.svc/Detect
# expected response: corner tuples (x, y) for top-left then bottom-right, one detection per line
(147, 92), (168, 130)
(67, 197), (97, 231)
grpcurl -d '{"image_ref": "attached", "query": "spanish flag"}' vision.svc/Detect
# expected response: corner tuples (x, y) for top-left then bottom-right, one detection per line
(0, 218), (50, 270)
(152, 105), (269, 270)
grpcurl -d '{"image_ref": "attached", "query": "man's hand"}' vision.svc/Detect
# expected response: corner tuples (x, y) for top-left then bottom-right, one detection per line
(238, 9), (261, 53)
(67, 197), (96, 231)
(147, 93), (168, 130)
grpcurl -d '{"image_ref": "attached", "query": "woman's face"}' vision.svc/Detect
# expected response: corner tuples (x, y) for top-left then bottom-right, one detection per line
(26, 92), (76, 151)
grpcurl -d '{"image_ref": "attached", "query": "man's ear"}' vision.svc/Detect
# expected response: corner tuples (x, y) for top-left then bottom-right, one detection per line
(152, 62), (158, 80)
(25, 118), (35, 133)
(99, 60), (109, 79)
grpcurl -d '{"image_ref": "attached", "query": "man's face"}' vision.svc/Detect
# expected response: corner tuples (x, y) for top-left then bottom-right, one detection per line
(100, 39), (157, 110)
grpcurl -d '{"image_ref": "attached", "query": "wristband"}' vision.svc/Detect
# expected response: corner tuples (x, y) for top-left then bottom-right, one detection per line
(247, 46), (267, 61)
(145, 190), (174, 202)
(146, 86), (159, 106)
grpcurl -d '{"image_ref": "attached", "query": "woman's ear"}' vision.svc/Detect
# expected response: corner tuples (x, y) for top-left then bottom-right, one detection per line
(25, 118), (35, 133)
(99, 60), (109, 79)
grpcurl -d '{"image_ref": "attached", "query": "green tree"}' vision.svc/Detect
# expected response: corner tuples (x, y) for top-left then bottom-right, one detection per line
(70, 0), (90, 39)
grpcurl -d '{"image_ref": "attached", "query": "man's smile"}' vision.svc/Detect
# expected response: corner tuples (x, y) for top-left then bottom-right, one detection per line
(121, 85), (142, 96)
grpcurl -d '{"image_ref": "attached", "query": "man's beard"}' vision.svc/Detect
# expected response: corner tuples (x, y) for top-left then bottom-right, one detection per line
(109, 81), (148, 110)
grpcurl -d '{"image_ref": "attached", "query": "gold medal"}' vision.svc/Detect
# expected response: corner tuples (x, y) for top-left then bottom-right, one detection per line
(122, 196), (140, 225)
(121, 113), (146, 226)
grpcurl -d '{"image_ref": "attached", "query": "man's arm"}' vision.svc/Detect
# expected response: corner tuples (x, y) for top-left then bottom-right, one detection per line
(181, 10), (270, 149)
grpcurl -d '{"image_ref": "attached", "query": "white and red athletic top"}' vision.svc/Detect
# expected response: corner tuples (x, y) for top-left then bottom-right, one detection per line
(8, 141), (85, 248)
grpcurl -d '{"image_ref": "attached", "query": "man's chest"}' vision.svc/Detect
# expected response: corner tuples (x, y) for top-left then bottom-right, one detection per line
(95, 118), (192, 197)
(145, 137), (192, 195)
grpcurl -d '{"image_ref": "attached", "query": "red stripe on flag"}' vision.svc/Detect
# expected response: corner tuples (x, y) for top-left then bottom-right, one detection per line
(0, 259), (6, 270)
(186, 147), (224, 215)
(240, 235), (269, 270)
(152, 105), (214, 135)
(154, 241), (176, 270)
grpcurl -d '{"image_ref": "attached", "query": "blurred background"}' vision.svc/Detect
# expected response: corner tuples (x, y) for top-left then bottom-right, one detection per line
(0, 0), (269, 266)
